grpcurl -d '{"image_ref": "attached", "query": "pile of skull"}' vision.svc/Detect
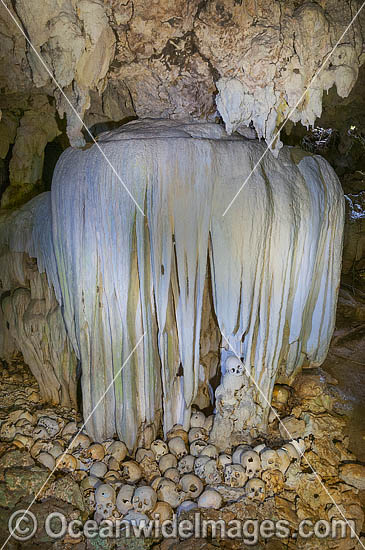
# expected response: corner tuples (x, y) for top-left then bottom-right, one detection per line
(8, 409), (303, 525)
(0, 359), (307, 526)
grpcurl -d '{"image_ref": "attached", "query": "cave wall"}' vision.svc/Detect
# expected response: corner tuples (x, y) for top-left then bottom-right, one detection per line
(0, 0), (364, 207)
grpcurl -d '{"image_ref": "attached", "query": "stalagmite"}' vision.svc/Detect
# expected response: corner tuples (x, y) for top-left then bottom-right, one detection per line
(0, 119), (345, 451)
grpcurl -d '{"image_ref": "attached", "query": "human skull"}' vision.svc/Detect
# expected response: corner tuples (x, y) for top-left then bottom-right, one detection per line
(179, 474), (204, 499)
(159, 453), (177, 474)
(90, 461), (108, 478)
(30, 439), (52, 458)
(188, 427), (208, 444)
(222, 373), (245, 392)
(132, 486), (157, 514)
(108, 456), (120, 471)
(190, 411), (206, 428)
(15, 420), (33, 434)
(232, 445), (251, 464)
(95, 502), (114, 520)
(245, 478), (266, 502)
(95, 483), (116, 518)
(151, 439), (169, 461)
(164, 468), (180, 484)
(224, 464), (248, 487)
(121, 461), (142, 483)
(157, 479), (182, 508)
(241, 450), (261, 478)
(108, 441), (128, 463)
(261, 449), (280, 471)
(200, 444), (218, 459)
(261, 469), (284, 496)
(135, 448), (154, 463)
(37, 416), (60, 438)
(95, 483), (116, 504)
(202, 459), (222, 484)
(56, 453), (78, 471)
(177, 454), (195, 475)
(62, 421), (78, 438)
(272, 385), (290, 411)
(18, 410), (36, 425)
(152, 501), (173, 521)
(68, 433), (91, 451)
(197, 489), (222, 509)
(218, 453), (232, 469)
(116, 484), (135, 515)
(84, 443), (105, 461)
(225, 355), (245, 375)
(81, 475), (100, 490)
(190, 440), (208, 457)
(166, 426), (189, 445)
(48, 442), (64, 459)
(37, 452), (56, 470)
(194, 455), (210, 477)
(33, 426), (51, 441)
(168, 437), (188, 459)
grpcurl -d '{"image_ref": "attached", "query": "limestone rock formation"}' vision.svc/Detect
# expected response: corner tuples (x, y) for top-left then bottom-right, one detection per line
(0, 194), (78, 408)
(0, 0), (364, 208)
(0, 120), (344, 451)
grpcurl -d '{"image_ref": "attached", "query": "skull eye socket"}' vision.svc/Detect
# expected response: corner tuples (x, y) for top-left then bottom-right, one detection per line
(248, 457), (253, 463)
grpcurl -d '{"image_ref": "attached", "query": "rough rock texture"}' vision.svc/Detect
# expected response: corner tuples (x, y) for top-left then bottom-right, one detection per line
(343, 191), (365, 277)
(0, 0), (364, 206)
(0, 120), (344, 451)
(0, 344), (364, 550)
(0, 195), (78, 408)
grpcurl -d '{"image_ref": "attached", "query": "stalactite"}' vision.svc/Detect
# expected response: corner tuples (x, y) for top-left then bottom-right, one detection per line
(0, 120), (345, 451)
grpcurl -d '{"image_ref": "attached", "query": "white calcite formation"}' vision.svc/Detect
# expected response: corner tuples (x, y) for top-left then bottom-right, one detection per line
(0, 194), (77, 408)
(0, 119), (344, 451)
(0, 0), (364, 207)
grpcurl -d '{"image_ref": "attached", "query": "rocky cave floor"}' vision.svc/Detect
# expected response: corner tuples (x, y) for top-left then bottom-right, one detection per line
(0, 286), (365, 550)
